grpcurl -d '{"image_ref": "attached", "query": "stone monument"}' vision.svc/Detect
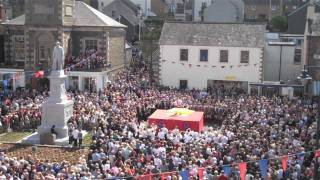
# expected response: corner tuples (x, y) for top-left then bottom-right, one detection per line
(22, 41), (74, 145)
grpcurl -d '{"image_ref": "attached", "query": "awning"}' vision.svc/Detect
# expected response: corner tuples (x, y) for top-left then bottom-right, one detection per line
(249, 82), (304, 88)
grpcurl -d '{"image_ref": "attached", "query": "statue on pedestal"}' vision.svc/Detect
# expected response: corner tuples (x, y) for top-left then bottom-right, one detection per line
(52, 41), (64, 71)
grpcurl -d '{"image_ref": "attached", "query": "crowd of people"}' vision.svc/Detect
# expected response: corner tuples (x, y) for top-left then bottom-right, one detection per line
(65, 49), (108, 71)
(0, 52), (319, 179)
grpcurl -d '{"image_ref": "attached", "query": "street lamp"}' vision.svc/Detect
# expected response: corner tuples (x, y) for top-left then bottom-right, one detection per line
(297, 67), (312, 95)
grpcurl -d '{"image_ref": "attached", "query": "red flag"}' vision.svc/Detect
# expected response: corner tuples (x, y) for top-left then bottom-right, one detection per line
(35, 71), (44, 78)
(189, 64), (192, 67)
(282, 155), (289, 172)
(238, 162), (247, 180)
(136, 174), (152, 180)
(161, 172), (171, 180)
(315, 150), (320, 157)
(198, 168), (205, 180)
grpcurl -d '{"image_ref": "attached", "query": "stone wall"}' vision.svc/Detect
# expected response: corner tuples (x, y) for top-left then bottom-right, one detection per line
(109, 28), (125, 67)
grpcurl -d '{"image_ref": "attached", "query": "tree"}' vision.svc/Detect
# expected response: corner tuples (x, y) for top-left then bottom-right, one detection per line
(270, 16), (288, 32)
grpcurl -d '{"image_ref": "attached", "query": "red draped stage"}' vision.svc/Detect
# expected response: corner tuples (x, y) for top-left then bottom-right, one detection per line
(148, 109), (204, 132)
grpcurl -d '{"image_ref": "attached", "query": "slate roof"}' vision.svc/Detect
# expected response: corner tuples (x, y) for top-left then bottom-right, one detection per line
(102, 0), (140, 26)
(159, 22), (266, 48)
(3, 1), (126, 28)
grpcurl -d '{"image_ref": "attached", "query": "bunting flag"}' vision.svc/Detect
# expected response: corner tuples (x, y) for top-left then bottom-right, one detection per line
(162, 60), (166, 62)
(198, 168), (205, 180)
(281, 155), (289, 172)
(238, 162), (247, 180)
(297, 152), (305, 166)
(238, 65), (242, 67)
(189, 64), (192, 68)
(180, 170), (189, 180)
(204, 65), (208, 67)
(137, 174), (152, 180)
(181, 63), (185, 65)
(258, 159), (268, 178)
(223, 165), (231, 176)
(221, 66), (225, 68)
(35, 71), (44, 78)
(315, 150), (320, 157)
(2, 80), (8, 88)
(161, 172), (172, 180)
(197, 65), (201, 67)
(230, 65), (233, 68)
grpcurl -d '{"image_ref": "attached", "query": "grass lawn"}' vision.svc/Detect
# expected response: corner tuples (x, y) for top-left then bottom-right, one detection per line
(82, 133), (92, 147)
(0, 131), (33, 143)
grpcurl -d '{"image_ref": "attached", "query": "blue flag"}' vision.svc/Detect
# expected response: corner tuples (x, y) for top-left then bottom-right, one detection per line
(2, 80), (8, 88)
(223, 165), (231, 176)
(297, 152), (305, 166)
(259, 159), (268, 178)
(180, 170), (189, 180)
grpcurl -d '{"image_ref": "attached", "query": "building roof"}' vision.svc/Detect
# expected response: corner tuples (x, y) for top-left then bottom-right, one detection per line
(74, 1), (126, 27)
(102, 0), (140, 26)
(3, 1), (126, 28)
(159, 22), (266, 48)
(204, 0), (244, 23)
(2, 14), (25, 25)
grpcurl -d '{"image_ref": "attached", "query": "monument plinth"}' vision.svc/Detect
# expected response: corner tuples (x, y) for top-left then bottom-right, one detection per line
(37, 70), (73, 139)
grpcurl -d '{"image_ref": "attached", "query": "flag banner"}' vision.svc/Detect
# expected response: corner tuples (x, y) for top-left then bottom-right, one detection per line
(198, 168), (204, 180)
(161, 172), (171, 180)
(297, 152), (305, 166)
(315, 150), (320, 157)
(180, 170), (189, 180)
(136, 174), (152, 180)
(258, 159), (268, 178)
(223, 165), (231, 176)
(282, 155), (289, 172)
(238, 162), (247, 180)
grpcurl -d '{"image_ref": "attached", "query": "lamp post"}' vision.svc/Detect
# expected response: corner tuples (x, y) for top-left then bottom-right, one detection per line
(297, 67), (312, 96)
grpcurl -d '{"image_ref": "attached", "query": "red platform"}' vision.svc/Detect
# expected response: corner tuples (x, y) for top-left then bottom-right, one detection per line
(148, 109), (204, 132)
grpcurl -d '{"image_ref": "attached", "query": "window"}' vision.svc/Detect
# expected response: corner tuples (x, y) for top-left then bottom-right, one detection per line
(65, 6), (73, 16)
(179, 80), (188, 90)
(294, 49), (302, 64)
(112, 10), (115, 17)
(220, 50), (228, 62)
(240, 51), (249, 63)
(200, 49), (208, 61)
(180, 49), (188, 61)
(13, 36), (24, 61)
(84, 39), (98, 51)
(251, 5), (256, 11)
(271, 5), (277, 11)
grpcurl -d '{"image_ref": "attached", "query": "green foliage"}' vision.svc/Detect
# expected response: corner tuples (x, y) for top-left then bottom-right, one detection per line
(271, 16), (288, 32)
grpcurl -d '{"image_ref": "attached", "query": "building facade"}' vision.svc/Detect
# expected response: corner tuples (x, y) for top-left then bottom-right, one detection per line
(244, 0), (304, 22)
(1, 0), (127, 91)
(304, 0), (320, 95)
(159, 22), (265, 91)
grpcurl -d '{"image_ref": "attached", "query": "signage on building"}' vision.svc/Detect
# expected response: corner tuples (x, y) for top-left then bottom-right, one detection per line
(313, 54), (320, 60)
(224, 76), (236, 80)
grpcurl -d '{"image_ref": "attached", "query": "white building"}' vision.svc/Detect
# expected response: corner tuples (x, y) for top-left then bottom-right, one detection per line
(159, 22), (265, 91)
